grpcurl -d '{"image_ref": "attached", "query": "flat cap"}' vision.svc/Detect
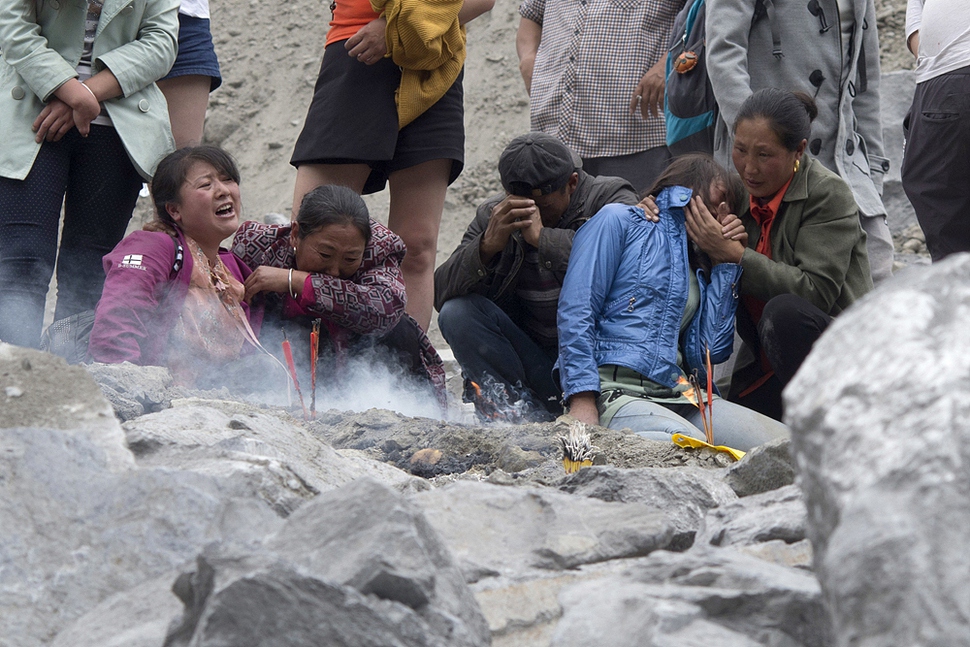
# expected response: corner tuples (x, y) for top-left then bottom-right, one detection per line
(498, 132), (581, 197)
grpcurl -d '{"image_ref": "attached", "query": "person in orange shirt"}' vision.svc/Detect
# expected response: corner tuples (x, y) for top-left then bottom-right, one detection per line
(288, 0), (494, 333)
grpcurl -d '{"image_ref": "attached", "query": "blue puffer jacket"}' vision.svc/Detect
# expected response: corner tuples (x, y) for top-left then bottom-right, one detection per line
(557, 186), (743, 401)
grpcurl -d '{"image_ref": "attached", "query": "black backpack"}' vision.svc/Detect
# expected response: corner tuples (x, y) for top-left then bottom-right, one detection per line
(664, 0), (776, 156)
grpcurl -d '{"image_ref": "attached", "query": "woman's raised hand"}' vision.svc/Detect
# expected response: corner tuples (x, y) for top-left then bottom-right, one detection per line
(637, 194), (660, 222)
(685, 197), (745, 265)
(716, 202), (748, 247)
(244, 265), (309, 303)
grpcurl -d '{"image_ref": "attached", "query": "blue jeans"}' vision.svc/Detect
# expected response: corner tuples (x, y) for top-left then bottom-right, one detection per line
(609, 398), (789, 452)
(437, 294), (561, 420)
(0, 126), (142, 348)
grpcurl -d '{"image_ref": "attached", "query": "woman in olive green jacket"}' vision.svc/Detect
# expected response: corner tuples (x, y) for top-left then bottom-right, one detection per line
(727, 89), (873, 420)
(0, 0), (178, 348)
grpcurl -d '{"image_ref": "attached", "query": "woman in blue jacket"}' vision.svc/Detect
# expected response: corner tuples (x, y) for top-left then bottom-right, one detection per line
(558, 155), (788, 451)
(0, 0), (178, 348)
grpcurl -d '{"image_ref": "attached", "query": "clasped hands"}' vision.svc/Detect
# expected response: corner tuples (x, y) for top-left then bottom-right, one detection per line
(479, 194), (542, 264)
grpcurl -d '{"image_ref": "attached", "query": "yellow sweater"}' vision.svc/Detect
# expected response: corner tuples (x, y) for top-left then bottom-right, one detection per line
(371, 0), (466, 129)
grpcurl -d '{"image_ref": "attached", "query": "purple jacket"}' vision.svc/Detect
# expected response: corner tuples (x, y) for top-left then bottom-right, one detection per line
(89, 228), (263, 366)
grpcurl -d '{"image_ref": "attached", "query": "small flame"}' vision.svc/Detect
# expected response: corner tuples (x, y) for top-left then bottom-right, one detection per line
(676, 375), (699, 407)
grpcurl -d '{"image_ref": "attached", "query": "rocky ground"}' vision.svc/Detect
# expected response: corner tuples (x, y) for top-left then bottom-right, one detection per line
(9, 2), (959, 646)
(6, 251), (968, 646)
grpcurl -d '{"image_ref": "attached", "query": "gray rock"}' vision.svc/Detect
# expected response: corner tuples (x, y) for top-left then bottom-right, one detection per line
(0, 427), (281, 647)
(552, 578), (762, 647)
(558, 466), (737, 549)
(166, 479), (491, 647)
(84, 362), (174, 421)
(0, 343), (132, 471)
(724, 436), (795, 497)
(696, 484), (807, 549)
(785, 254), (970, 647)
(413, 480), (674, 581)
(552, 547), (831, 647)
(124, 403), (424, 515)
(165, 557), (453, 647)
(50, 573), (183, 647)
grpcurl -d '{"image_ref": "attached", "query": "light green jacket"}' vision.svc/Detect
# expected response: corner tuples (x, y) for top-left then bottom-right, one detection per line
(0, 0), (179, 180)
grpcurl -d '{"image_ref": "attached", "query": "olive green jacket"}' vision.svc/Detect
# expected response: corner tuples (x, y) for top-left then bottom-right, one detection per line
(731, 156), (873, 390)
(0, 0), (179, 180)
(738, 156), (872, 314)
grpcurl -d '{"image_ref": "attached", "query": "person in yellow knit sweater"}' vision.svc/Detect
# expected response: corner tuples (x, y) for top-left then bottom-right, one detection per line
(289, 0), (494, 333)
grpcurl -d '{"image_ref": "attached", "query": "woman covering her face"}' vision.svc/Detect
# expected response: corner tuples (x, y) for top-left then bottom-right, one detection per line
(232, 185), (446, 405)
(88, 146), (264, 386)
(557, 154), (788, 451)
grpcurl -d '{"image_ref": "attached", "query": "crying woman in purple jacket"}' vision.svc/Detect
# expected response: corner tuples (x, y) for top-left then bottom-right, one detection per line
(88, 146), (264, 386)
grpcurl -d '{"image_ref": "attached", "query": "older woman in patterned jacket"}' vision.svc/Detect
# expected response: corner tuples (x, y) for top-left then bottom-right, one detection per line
(233, 184), (445, 403)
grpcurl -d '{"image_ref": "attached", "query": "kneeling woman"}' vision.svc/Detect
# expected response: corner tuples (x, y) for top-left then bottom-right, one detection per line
(233, 185), (445, 403)
(557, 155), (788, 451)
(89, 146), (263, 385)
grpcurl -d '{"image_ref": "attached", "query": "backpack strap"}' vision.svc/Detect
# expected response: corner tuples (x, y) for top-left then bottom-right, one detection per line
(754, 0), (783, 59)
(169, 234), (184, 278)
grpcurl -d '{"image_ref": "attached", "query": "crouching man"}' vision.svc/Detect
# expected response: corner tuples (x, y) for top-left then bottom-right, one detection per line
(434, 133), (637, 421)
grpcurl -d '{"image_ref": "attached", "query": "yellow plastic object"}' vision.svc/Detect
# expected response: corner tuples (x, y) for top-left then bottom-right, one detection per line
(671, 433), (746, 461)
(562, 458), (593, 474)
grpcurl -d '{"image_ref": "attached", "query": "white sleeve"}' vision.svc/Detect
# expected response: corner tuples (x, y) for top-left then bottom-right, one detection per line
(906, 0), (924, 41)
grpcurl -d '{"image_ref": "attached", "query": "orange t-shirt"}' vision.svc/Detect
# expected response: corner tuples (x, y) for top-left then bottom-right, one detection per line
(327, 0), (381, 47)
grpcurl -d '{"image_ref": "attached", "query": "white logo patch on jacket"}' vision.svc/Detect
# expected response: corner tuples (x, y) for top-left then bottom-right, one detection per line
(119, 254), (146, 270)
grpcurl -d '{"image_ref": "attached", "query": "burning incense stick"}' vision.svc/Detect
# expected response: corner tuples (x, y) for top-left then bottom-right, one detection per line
(281, 329), (308, 419)
(310, 319), (320, 418)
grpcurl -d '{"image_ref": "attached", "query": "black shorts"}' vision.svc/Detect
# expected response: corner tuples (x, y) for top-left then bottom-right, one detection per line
(290, 41), (464, 195)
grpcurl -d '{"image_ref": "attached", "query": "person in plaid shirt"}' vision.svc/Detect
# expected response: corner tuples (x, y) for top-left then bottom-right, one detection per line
(516, 0), (685, 194)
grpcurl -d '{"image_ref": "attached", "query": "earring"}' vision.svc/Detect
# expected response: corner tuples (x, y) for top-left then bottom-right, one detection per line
(794, 159), (801, 173)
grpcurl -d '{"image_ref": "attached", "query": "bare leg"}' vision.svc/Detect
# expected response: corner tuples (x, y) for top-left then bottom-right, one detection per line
(158, 75), (213, 149)
(387, 158), (450, 331)
(291, 163), (370, 220)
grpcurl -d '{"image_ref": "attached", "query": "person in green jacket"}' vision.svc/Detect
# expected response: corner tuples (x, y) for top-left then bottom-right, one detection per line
(0, 0), (179, 349)
(727, 88), (873, 420)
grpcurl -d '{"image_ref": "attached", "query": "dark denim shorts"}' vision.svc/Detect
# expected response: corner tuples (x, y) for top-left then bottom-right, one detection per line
(160, 14), (222, 91)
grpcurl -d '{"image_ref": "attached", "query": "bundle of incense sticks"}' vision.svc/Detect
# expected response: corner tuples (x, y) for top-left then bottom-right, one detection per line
(281, 329), (308, 419)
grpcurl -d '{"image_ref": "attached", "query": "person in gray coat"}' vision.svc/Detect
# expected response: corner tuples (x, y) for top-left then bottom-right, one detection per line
(705, 0), (894, 283)
(434, 133), (636, 421)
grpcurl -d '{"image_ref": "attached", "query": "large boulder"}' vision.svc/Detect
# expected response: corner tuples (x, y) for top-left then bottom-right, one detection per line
(0, 427), (281, 647)
(412, 480), (674, 581)
(695, 484), (807, 549)
(551, 548), (831, 647)
(786, 255), (970, 646)
(1, 343), (132, 470)
(165, 479), (491, 647)
(558, 465), (737, 549)
(125, 402), (425, 514)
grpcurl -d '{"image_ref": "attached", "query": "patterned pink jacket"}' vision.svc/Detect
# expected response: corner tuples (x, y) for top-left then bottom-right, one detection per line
(232, 220), (446, 400)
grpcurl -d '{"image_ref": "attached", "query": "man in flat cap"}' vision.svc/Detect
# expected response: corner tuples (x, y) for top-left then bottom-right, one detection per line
(434, 132), (636, 421)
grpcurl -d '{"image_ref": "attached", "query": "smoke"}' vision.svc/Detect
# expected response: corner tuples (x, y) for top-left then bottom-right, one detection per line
(211, 341), (455, 422)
